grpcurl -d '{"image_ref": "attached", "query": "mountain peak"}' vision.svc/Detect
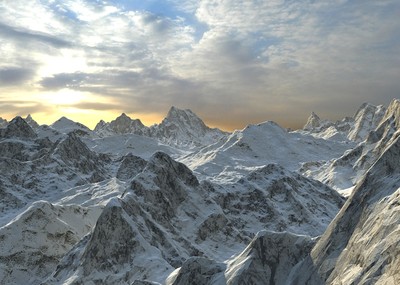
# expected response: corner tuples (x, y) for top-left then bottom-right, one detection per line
(383, 98), (400, 128)
(303, 112), (322, 130)
(0, 116), (37, 139)
(94, 112), (147, 136)
(149, 107), (226, 148)
(347, 102), (386, 142)
(51, 117), (91, 134)
(118, 112), (130, 119)
(165, 106), (199, 122)
(0, 117), (7, 128)
(25, 114), (39, 129)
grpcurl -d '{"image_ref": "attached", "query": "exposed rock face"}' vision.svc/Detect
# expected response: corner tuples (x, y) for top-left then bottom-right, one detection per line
(225, 231), (316, 285)
(0, 116), (37, 139)
(167, 231), (316, 285)
(288, 129), (400, 284)
(94, 113), (149, 136)
(348, 103), (386, 141)
(166, 257), (226, 285)
(3, 101), (400, 285)
(54, 132), (108, 179)
(44, 152), (343, 284)
(301, 102), (386, 143)
(93, 107), (227, 148)
(116, 153), (147, 181)
(0, 123), (112, 228)
(25, 114), (39, 129)
(149, 106), (226, 147)
(210, 164), (344, 237)
(44, 153), (206, 284)
(0, 201), (100, 285)
(304, 112), (324, 131)
(0, 117), (7, 128)
(302, 99), (400, 192)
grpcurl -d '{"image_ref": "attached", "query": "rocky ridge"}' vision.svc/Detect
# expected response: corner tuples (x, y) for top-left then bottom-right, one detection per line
(0, 100), (399, 285)
(94, 107), (227, 149)
(43, 152), (343, 284)
(301, 102), (386, 142)
(288, 119), (400, 284)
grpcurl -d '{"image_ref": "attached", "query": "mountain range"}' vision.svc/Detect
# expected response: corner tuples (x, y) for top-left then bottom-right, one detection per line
(0, 100), (399, 284)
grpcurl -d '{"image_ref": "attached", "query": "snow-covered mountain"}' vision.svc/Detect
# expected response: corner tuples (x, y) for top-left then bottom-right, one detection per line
(94, 107), (227, 149)
(0, 117), (7, 128)
(1, 99), (399, 285)
(0, 116), (37, 139)
(25, 114), (39, 129)
(51, 116), (92, 136)
(181, 121), (353, 183)
(287, 119), (400, 284)
(301, 102), (386, 142)
(301, 99), (400, 194)
(149, 106), (227, 148)
(43, 152), (343, 284)
(94, 113), (149, 137)
(347, 103), (386, 141)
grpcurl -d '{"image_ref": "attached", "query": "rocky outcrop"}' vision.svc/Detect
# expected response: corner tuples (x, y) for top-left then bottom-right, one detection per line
(347, 103), (386, 142)
(25, 114), (39, 129)
(0, 117), (7, 128)
(0, 116), (37, 139)
(44, 152), (344, 284)
(0, 201), (100, 285)
(166, 257), (226, 285)
(94, 113), (149, 137)
(303, 112), (325, 131)
(225, 231), (316, 285)
(288, 129), (400, 284)
(93, 107), (227, 148)
(302, 99), (400, 191)
(167, 231), (316, 285)
(301, 102), (386, 143)
(116, 153), (147, 181)
(54, 132), (109, 181)
(211, 164), (344, 237)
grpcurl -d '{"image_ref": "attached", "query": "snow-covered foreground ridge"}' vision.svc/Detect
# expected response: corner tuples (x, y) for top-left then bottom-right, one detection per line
(0, 99), (399, 284)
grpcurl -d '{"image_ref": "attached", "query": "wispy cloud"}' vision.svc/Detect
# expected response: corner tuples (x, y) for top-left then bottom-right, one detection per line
(0, 0), (399, 129)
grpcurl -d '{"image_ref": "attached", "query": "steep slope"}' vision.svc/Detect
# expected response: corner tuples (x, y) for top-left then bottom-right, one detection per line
(0, 117), (7, 128)
(301, 99), (400, 193)
(150, 106), (226, 148)
(0, 116), (37, 139)
(0, 125), (113, 228)
(303, 112), (332, 131)
(347, 103), (386, 141)
(25, 114), (39, 129)
(167, 231), (316, 285)
(94, 113), (149, 137)
(0, 202), (101, 285)
(300, 102), (386, 143)
(93, 107), (227, 149)
(181, 121), (352, 183)
(288, 128), (400, 284)
(50, 117), (91, 136)
(44, 152), (343, 284)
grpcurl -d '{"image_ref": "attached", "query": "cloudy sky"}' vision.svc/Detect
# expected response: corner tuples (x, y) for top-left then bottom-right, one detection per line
(0, 0), (399, 130)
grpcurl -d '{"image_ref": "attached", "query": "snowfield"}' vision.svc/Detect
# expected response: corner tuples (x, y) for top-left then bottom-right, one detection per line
(1, 100), (400, 284)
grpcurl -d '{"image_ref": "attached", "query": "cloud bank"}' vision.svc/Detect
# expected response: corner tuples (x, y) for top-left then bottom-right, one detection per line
(0, 0), (399, 129)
